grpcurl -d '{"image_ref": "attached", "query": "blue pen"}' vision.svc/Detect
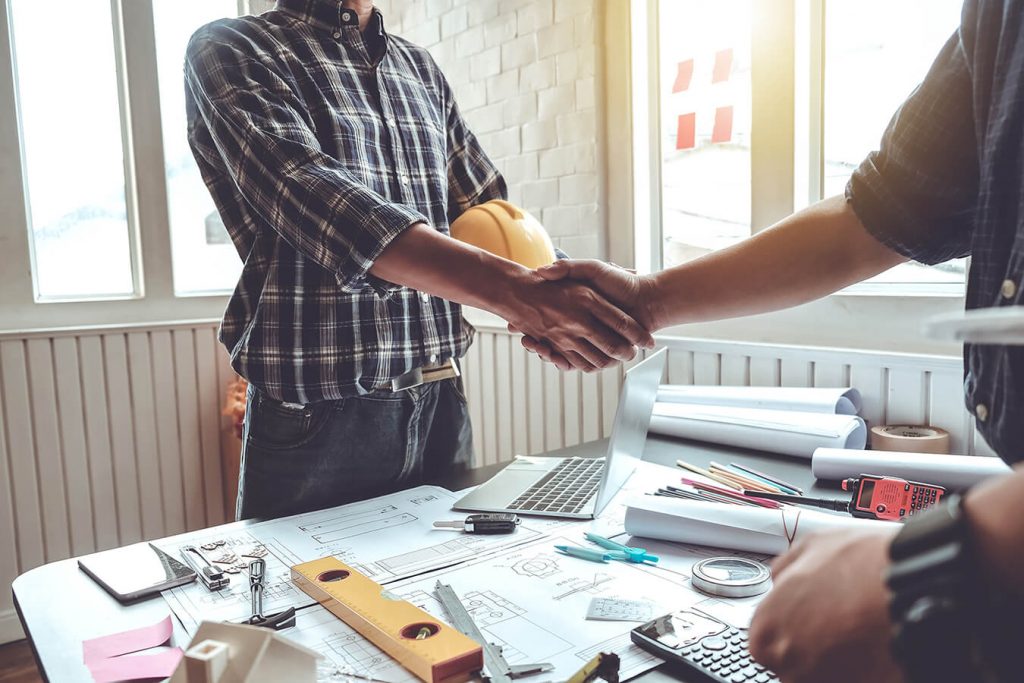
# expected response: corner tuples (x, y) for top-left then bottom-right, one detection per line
(584, 532), (659, 564)
(555, 545), (613, 563)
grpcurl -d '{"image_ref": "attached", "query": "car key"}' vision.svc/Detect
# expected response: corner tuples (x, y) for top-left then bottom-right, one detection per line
(433, 513), (521, 534)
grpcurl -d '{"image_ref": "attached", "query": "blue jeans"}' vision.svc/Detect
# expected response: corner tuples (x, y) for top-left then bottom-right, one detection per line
(236, 378), (473, 520)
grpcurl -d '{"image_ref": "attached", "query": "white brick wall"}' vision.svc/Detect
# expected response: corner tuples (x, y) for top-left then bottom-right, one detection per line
(244, 0), (605, 257)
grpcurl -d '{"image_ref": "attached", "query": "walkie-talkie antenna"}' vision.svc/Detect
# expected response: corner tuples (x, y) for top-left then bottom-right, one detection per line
(741, 490), (851, 513)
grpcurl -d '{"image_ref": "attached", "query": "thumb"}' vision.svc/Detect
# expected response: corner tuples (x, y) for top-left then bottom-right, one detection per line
(537, 259), (608, 281)
(536, 259), (571, 280)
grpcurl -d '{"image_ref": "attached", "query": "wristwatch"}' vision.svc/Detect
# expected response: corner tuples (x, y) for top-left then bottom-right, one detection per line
(885, 492), (978, 683)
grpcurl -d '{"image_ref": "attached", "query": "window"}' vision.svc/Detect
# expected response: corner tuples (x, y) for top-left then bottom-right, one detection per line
(154, 0), (242, 296)
(650, 0), (966, 291)
(0, 1), (249, 330)
(10, 0), (135, 300)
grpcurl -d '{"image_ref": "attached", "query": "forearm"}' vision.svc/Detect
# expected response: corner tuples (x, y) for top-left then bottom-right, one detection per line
(370, 222), (531, 319)
(963, 464), (1024, 598)
(648, 195), (907, 329)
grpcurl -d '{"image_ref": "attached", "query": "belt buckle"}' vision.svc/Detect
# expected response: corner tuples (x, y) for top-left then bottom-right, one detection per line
(391, 358), (459, 392)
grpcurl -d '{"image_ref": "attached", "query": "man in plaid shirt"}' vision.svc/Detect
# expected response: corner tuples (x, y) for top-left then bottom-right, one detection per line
(185, 0), (653, 520)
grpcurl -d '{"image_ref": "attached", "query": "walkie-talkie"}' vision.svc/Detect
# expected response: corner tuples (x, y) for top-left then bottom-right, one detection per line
(744, 474), (945, 522)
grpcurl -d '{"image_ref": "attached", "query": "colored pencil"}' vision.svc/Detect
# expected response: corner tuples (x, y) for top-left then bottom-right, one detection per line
(729, 462), (804, 495)
(708, 462), (777, 493)
(675, 459), (743, 491)
(677, 479), (782, 509)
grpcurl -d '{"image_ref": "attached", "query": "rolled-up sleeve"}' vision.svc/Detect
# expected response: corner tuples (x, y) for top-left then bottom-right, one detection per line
(185, 25), (427, 293)
(846, 28), (979, 265)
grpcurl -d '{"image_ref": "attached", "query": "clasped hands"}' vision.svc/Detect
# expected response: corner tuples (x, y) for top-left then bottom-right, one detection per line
(504, 259), (660, 372)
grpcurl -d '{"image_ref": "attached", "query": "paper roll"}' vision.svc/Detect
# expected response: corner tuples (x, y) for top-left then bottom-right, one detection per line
(811, 448), (1011, 490)
(870, 425), (950, 454)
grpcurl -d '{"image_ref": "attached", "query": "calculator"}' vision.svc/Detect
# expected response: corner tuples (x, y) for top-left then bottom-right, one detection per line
(630, 609), (779, 683)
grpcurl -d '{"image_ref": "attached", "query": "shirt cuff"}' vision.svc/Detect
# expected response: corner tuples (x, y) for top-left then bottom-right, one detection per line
(335, 202), (430, 297)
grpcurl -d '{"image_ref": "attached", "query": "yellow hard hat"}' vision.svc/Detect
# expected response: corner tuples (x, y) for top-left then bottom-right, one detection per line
(450, 199), (557, 269)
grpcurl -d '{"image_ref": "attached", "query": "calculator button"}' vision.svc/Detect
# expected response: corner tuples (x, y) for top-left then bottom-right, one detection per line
(755, 674), (771, 682)
(709, 662), (723, 672)
(730, 673), (747, 682)
(702, 636), (728, 651)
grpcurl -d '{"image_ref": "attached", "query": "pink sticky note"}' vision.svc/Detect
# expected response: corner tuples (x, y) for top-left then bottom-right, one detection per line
(83, 615), (174, 663)
(86, 648), (183, 683)
(676, 113), (696, 150)
(712, 106), (733, 143)
(672, 59), (694, 93)
(712, 48), (733, 83)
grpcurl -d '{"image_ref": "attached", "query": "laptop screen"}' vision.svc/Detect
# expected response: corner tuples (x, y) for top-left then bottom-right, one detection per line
(592, 348), (667, 515)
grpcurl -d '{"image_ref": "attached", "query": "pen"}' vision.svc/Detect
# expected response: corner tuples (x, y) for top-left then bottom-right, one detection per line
(729, 462), (804, 495)
(555, 545), (613, 563)
(667, 485), (760, 507)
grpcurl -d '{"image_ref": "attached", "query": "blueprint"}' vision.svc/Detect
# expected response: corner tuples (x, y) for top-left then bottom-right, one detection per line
(390, 534), (706, 681)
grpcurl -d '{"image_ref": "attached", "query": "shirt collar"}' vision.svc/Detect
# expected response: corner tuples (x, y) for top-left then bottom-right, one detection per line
(275, 0), (382, 35)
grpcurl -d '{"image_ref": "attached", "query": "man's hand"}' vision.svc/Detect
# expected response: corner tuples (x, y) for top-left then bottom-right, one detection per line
(748, 528), (904, 683)
(502, 271), (655, 372)
(509, 260), (661, 368)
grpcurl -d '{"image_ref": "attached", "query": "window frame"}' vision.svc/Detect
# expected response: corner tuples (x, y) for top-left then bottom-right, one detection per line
(0, 0), (250, 333)
(610, 0), (965, 356)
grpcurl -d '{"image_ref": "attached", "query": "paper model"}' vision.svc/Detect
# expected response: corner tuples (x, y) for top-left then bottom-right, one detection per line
(170, 621), (320, 683)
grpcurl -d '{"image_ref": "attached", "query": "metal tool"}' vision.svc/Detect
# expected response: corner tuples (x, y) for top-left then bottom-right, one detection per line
(433, 581), (552, 682)
(241, 558), (296, 630)
(433, 513), (521, 534)
(180, 545), (230, 591)
(566, 652), (620, 683)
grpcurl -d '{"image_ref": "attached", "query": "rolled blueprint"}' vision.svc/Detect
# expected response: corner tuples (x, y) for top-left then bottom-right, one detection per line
(656, 386), (862, 415)
(649, 403), (867, 458)
(811, 448), (1011, 490)
(624, 495), (889, 555)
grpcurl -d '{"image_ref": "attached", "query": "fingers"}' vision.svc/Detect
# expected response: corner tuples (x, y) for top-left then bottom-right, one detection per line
(585, 292), (655, 352)
(769, 536), (810, 580)
(520, 335), (599, 372)
(536, 259), (608, 282)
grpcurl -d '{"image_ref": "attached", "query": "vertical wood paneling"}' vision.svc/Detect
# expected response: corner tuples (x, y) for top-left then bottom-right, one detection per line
(542, 362), (563, 451)
(666, 348), (694, 385)
(849, 363), (885, 430)
(126, 332), (164, 540)
(494, 335), (513, 463)
(78, 336), (119, 550)
(812, 361), (847, 388)
(172, 330), (204, 531)
(0, 365), (21, 613)
(581, 371), (600, 442)
(194, 327), (225, 527)
(526, 353), (546, 454)
(509, 342), (529, 457)
(780, 359), (813, 387)
(214, 337), (237, 522)
(150, 331), (185, 537)
(52, 337), (95, 557)
(720, 354), (749, 385)
(478, 333), (498, 465)
(693, 352), (720, 385)
(464, 335), (484, 466)
(886, 367), (927, 426)
(749, 357), (780, 386)
(928, 370), (969, 454)
(26, 339), (70, 561)
(562, 370), (581, 447)
(1, 340), (45, 570)
(102, 335), (143, 544)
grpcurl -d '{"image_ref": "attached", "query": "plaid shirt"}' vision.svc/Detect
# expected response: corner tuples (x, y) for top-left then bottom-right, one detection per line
(185, 0), (505, 403)
(846, 0), (1024, 462)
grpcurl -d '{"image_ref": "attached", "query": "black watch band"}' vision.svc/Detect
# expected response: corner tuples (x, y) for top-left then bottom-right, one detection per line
(886, 493), (978, 683)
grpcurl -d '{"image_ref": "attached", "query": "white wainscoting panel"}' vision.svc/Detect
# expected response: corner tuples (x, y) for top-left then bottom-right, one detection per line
(460, 320), (984, 467)
(0, 322), (235, 643)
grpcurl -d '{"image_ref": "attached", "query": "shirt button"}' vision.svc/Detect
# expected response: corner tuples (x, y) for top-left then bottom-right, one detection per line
(420, 292), (430, 303)
(429, 354), (438, 364)
(341, 11), (352, 21)
(332, 32), (341, 39)
(976, 403), (989, 422)
(401, 174), (410, 185)
(1001, 278), (1017, 300)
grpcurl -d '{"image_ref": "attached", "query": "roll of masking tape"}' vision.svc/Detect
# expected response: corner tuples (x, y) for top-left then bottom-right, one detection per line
(870, 425), (950, 454)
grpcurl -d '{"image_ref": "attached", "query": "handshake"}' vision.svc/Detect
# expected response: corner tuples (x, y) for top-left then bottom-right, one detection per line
(501, 259), (664, 372)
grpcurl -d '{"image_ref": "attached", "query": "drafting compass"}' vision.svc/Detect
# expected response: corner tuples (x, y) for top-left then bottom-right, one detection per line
(433, 581), (553, 683)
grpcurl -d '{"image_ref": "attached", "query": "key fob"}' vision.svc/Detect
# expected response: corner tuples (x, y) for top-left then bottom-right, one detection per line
(465, 513), (520, 534)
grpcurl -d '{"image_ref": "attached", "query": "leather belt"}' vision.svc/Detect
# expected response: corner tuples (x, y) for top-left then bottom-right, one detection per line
(390, 358), (460, 392)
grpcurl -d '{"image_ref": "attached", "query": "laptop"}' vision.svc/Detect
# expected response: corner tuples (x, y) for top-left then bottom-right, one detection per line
(454, 348), (666, 519)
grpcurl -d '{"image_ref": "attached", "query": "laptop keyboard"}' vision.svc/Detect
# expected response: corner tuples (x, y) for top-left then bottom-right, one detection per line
(507, 457), (605, 514)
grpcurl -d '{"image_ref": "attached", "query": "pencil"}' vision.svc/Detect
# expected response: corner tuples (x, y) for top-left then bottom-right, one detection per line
(676, 460), (743, 491)
(729, 462), (804, 495)
(678, 479), (782, 509)
(708, 462), (778, 493)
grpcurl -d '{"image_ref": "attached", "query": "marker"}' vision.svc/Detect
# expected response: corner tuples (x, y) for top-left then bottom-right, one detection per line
(554, 545), (612, 563)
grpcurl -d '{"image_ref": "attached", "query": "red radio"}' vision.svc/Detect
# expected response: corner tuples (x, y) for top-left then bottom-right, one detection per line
(744, 474), (946, 522)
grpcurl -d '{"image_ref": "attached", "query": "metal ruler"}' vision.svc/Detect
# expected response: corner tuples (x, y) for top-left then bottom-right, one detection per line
(433, 581), (552, 683)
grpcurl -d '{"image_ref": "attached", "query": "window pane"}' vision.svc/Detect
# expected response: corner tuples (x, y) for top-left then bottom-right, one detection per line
(659, 0), (752, 268)
(824, 0), (965, 286)
(11, 0), (135, 299)
(153, 0), (242, 296)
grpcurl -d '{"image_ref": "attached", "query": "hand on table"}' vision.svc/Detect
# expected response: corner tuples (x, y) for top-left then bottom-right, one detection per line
(502, 271), (655, 372)
(508, 260), (660, 370)
(748, 528), (904, 683)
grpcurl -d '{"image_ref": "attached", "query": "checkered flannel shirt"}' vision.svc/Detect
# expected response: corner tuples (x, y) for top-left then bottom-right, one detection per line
(846, 0), (1024, 462)
(185, 0), (506, 403)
